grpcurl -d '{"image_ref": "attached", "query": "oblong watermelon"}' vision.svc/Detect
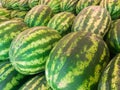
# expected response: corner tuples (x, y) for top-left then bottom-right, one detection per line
(0, 20), (27, 60)
(9, 26), (61, 75)
(100, 0), (120, 20)
(98, 54), (120, 90)
(46, 31), (110, 90)
(47, 12), (75, 36)
(76, 0), (101, 14)
(24, 5), (53, 27)
(72, 6), (111, 37)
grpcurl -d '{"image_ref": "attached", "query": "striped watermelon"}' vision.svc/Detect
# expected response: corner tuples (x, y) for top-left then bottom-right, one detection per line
(105, 19), (120, 54)
(9, 26), (61, 75)
(72, 6), (111, 37)
(0, 60), (29, 90)
(47, 12), (75, 36)
(0, 7), (11, 18)
(98, 54), (120, 90)
(24, 5), (53, 27)
(60, 0), (78, 14)
(100, 0), (120, 20)
(76, 0), (101, 14)
(45, 31), (110, 90)
(10, 10), (28, 19)
(28, 0), (40, 8)
(19, 73), (52, 90)
(39, 0), (61, 14)
(0, 20), (27, 60)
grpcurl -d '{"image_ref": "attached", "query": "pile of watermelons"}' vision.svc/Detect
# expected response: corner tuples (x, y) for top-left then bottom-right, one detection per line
(0, 0), (120, 90)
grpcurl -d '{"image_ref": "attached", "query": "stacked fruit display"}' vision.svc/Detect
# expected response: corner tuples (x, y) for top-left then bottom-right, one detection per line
(0, 0), (120, 90)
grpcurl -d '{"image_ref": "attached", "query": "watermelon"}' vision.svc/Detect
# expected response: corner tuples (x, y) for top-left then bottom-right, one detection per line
(47, 12), (75, 36)
(72, 6), (111, 37)
(10, 10), (28, 19)
(9, 26), (61, 75)
(28, 0), (40, 8)
(24, 5), (53, 27)
(19, 73), (52, 90)
(105, 19), (120, 54)
(76, 0), (101, 14)
(60, 0), (78, 14)
(45, 31), (110, 90)
(98, 54), (120, 90)
(0, 60), (29, 90)
(0, 7), (11, 18)
(100, 0), (120, 20)
(0, 19), (27, 60)
(39, 0), (61, 14)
